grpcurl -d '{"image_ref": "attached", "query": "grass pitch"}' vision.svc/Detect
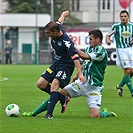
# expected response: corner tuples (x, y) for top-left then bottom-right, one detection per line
(0, 65), (133, 133)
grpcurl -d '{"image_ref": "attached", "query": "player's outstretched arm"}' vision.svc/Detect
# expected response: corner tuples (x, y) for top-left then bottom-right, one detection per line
(106, 35), (111, 46)
(75, 46), (90, 60)
(73, 60), (86, 84)
(58, 10), (69, 24)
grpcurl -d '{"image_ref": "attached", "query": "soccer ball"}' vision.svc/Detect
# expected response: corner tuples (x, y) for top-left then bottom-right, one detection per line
(5, 104), (20, 117)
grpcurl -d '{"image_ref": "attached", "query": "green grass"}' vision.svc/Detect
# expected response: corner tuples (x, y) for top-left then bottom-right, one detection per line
(0, 65), (133, 133)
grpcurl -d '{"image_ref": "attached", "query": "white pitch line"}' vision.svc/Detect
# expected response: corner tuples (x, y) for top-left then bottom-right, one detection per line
(0, 77), (9, 81)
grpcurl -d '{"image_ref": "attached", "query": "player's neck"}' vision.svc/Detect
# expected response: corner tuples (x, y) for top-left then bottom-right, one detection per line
(122, 22), (128, 26)
(56, 31), (63, 38)
(96, 42), (102, 46)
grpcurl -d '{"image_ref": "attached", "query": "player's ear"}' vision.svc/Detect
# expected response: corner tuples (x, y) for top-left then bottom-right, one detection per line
(96, 38), (99, 43)
(53, 29), (57, 32)
(53, 30), (58, 36)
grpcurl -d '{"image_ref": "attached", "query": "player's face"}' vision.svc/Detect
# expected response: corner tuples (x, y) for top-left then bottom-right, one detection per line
(45, 29), (56, 39)
(120, 13), (129, 25)
(89, 34), (97, 47)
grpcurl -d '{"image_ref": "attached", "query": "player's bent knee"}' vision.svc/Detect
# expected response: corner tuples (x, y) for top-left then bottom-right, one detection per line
(90, 113), (100, 118)
(36, 82), (46, 90)
(36, 82), (42, 89)
(89, 107), (100, 118)
(36, 77), (48, 89)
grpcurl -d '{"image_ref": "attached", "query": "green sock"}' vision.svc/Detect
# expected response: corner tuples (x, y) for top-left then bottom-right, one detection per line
(118, 76), (125, 87)
(123, 75), (133, 94)
(33, 98), (50, 116)
(100, 110), (110, 118)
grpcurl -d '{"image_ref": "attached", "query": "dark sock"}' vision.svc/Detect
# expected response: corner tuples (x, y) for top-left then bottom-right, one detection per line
(58, 92), (66, 105)
(47, 92), (59, 115)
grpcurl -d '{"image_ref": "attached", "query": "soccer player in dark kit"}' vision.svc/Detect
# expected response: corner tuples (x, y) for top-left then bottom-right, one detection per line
(23, 10), (86, 119)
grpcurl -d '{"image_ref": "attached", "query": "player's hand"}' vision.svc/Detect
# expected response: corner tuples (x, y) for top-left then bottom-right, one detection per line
(78, 74), (86, 84)
(72, 75), (78, 82)
(69, 35), (73, 41)
(130, 38), (133, 45)
(106, 36), (111, 46)
(61, 10), (69, 18)
(107, 40), (111, 46)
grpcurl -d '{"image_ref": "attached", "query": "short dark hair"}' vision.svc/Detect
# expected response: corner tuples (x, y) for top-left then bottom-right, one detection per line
(44, 21), (60, 32)
(120, 10), (129, 16)
(89, 29), (103, 42)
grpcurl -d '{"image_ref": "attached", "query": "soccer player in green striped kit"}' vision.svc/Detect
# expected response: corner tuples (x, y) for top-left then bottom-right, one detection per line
(59, 29), (117, 118)
(106, 10), (133, 97)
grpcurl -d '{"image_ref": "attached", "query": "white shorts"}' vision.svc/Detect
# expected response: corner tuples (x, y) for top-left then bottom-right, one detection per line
(64, 79), (103, 109)
(116, 47), (133, 68)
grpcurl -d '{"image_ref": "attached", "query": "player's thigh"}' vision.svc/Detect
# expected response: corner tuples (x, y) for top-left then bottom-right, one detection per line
(86, 94), (101, 108)
(56, 66), (74, 88)
(51, 78), (60, 91)
(64, 81), (84, 97)
(64, 83), (79, 97)
(87, 95), (101, 118)
(38, 64), (55, 87)
(116, 48), (130, 68)
(86, 86), (102, 118)
(60, 89), (71, 97)
(36, 77), (49, 89)
(129, 47), (133, 68)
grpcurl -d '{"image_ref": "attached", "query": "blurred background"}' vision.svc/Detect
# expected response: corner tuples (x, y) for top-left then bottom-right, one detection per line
(0, 0), (133, 65)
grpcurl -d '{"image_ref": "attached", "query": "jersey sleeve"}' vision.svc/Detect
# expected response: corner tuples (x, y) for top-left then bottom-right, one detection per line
(107, 24), (116, 37)
(63, 39), (79, 61)
(56, 21), (62, 30)
(87, 46), (106, 61)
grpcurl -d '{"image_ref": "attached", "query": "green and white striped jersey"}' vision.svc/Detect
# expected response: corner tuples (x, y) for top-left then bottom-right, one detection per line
(82, 46), (108, 87)
(108, 22), (133, 48)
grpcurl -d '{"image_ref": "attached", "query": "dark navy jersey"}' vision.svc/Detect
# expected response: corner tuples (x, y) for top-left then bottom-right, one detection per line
(5, 46), (12, 54)
(51, 21), (79, 66)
